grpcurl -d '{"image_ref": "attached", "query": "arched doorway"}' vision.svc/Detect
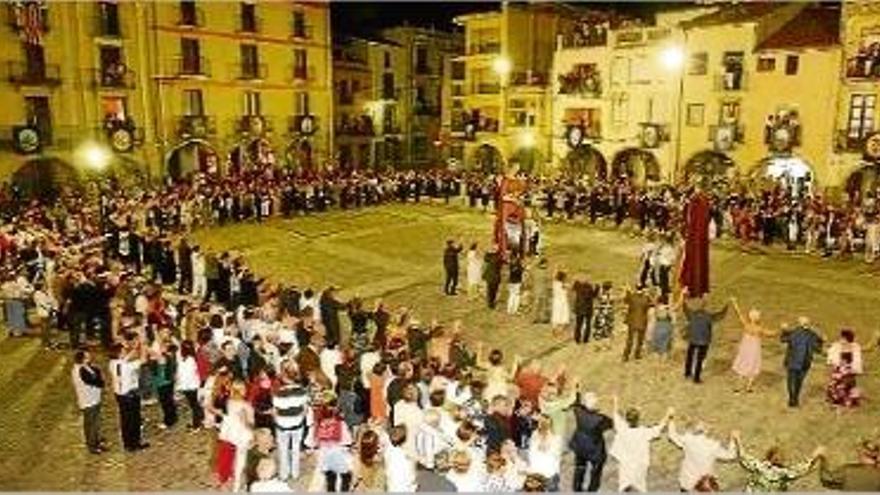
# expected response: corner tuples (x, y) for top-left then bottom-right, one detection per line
(510, 148), (542, 175)
(166, 139), (218, 181)
(611, 148), (660, 185)
(284, 139), (313, 173)
(564, 144), (607, 180)
(11, 158), (81, 201)
(757, 155), (813, 197)
(473, 144), (504, 174)
(685, 150), (734, 186)
(845, 164), (880, 200)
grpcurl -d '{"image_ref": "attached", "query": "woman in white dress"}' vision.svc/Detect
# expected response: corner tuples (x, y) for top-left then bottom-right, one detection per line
(466, 243), (482, 299)
(550, 271), (571, 336)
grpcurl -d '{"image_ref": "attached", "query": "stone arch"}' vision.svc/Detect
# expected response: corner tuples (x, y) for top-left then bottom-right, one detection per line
(845, 164), (880, 200)
(11, 157), (81, 201)
(611, 148), (660, 185)
(472, 143), (504, 174)
(564, 144), (607, 180)
(510, 147), (543, 175)
(685, 150), (734, 185)
(284, 138), (314, 172)
(165, 138), (219, 181)
(754, 154), (814, 196)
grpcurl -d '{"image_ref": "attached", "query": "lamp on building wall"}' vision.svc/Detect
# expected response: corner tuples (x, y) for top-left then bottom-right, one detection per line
(77, 141), (112, 172)
(519, 130), (536, 149)
(660, 46), (685, 71)
(493, 56), (512, 79)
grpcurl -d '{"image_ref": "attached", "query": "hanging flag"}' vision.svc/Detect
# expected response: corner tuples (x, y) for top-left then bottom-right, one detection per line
(14, 0), (46, 46)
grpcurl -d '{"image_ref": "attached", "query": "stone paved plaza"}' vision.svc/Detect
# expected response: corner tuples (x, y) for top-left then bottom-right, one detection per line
(1, 202), (879, 491)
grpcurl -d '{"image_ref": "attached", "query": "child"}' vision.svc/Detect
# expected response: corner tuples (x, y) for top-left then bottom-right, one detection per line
(249, 458), (291, 493)
(307, 394), (354, 492)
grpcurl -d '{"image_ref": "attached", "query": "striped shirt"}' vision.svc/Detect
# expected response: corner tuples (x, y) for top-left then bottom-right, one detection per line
(273, 383), (310, 430)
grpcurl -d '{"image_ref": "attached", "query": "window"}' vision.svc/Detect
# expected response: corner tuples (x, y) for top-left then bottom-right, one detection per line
(757, 56), (775, 72)
(240, 2), (257, 32)
(720, 100), (740, 124)
(688, 52), (708, 75)
(101, 96), (128, 121)
(686, 103), (705, 126)
(180, 38), (201, 74)
(25, 96), (52, 141)
(97, 1), (121, 37)
(292, 11), (307, 38)
(722, 52), (744, 90)
(295, 92), (310, 115)
(382, 73), (395, 99)
(243, 91), (261, 116)
(383, 51), (391, 69)
(413, 136), (428, 161)
(23, 43), (46, 78)
(785, 55), (799, 75)
(611, 93), (629, 124)
(415, 46), (428, 74)
(240, 44), (259, 78)
(99, 45), (124, 86)
(293, 48), (308, 79)
(179, 0), (198, 26)
(848, 94), (877, 139)
(182, 89), (204, 116)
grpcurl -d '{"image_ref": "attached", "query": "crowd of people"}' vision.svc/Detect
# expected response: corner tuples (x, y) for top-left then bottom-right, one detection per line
(1, 165), (880, 492)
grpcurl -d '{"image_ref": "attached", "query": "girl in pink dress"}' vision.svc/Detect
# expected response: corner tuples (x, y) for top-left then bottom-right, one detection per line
(730, 298), (774, 393)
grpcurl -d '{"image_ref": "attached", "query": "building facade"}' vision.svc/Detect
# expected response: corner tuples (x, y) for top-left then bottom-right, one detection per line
(0, 0), (332, 185)
(446, 3), (569, 175)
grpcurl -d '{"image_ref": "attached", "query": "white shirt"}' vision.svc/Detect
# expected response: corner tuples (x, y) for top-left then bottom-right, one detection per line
(176, 355), (201, 392)
(667, 425), (735, 490)
(528, 433), (563, 478)
(360, 351), (381, 389)
(109, 358), (141, 395)
(393, 400), (424, 455)
(609, 413), (664, 492)
(250, 479), (291, 493)
(384, 445), (417, 492)
(71, 363), (102, 409)
(319, 348), (342, 386)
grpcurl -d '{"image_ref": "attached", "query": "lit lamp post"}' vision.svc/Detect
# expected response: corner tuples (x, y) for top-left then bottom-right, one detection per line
(660, 45), (685, 183)
(492, 56), (512, 173)
(76, 141), (113, 255)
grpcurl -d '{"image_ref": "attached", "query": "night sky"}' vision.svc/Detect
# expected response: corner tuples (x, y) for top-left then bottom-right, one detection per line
(331, 1), (681, 38)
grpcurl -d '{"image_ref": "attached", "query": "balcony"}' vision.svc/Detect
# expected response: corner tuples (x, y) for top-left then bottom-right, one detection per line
(338, 92), (354, 105)
(846, 54), (880, 80)
(290, 22), (313, 40)
(177, 115), (215, 138)
(99, 117), (141, 152)
(558, 66), (601, 97)
(474, 83), (500, 95)
(175, 56), (210, 77)
(288, 115), (319, 136)
(467, 42), (501, 55)
(452, 84), (466, 97)
(232, 63), (267, 81)
(5, 61), (61, 87)
(510, 71), (548, 87)
(177, 6), (205, 28)
(714, 71), (747, 92)
(381, 87), (396, 100)
(415, 63), (433, 76)
(336, 115), (374, 137)
(451, 62), (465, 81)
(235, 115), (272, 135)
(708, 124), (745, 152)
(559, 25), (608, 50)
(6, 3), (49, 33)
(383, 123), (402, 135)
(835, 129), (867, 153)
(93, 65), (135, 89)
(290, 64), (315, 82)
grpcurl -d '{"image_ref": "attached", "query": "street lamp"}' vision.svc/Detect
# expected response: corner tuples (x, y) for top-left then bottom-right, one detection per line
(660, 45), (686, 183)
(492, 56), (512, 79)
(76, 141), (112, 172)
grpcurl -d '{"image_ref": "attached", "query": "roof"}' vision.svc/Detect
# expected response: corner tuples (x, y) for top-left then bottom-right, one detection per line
(680, 2), (787, 29)
(755, 5), (841, 51)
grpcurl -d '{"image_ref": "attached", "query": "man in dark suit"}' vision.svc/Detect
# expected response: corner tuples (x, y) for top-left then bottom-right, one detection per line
(442, 240), (463, 295)
(482, 244), (503, 309)
(781, 316), (824, 407)
(569, 392), (613, 492)
(572, 277), (596, 344)
(682, 293), (729, 383)
(319, 287), (346, 346)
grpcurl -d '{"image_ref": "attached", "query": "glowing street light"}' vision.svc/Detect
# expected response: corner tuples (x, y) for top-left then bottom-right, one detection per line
(519, 130), (536, 149)
(660, 45), (685, 71)
(492, 56), (512, 78)
(77, 141), (112, 172)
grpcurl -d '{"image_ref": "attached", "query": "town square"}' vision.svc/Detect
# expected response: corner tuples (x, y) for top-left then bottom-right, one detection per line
(2, 0), (880, 493)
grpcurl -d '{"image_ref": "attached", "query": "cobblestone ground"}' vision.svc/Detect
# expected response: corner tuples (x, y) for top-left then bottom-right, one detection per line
(2, 202), (879, 491)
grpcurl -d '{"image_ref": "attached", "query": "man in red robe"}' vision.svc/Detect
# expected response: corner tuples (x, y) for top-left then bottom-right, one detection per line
(679, 189), (712, 297)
